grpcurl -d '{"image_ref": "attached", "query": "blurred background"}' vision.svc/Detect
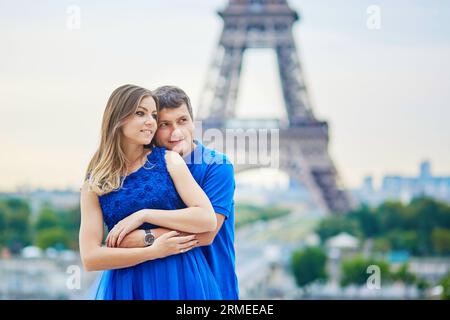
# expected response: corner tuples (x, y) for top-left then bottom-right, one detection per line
(1, 0), (450, 299)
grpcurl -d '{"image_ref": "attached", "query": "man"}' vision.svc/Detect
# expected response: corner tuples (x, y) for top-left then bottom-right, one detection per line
(120, 85), (239, 300)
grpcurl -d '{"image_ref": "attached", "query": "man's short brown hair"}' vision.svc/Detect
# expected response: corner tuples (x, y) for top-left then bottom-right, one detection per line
(153, 85), (194, 120)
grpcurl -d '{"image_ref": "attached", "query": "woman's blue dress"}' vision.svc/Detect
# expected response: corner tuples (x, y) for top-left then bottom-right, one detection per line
(93, 146), (222, 300)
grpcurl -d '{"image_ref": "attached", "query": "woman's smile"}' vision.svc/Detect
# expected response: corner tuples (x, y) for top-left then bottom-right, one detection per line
(140, 129), (153, 136)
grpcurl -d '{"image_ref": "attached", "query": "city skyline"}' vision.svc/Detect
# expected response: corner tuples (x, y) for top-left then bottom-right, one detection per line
(1, 0), (450, 191)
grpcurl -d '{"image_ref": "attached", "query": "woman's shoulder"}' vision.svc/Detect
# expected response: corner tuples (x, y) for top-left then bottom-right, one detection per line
(146, 146), (186, 172)
(145, 146), (164, 160)
(164, 150), (185, 167)
(145, 146), (173, 170)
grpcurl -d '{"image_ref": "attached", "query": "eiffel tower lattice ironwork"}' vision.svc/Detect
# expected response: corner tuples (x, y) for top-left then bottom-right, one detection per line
(197, 0), (354, 213)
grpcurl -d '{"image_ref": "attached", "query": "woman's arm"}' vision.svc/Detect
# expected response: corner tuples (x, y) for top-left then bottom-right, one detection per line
(118, 213), (226, 249)
(141, 151), (216, 232)
(79, 182), (197, 271)
(106, 151), (217, 248)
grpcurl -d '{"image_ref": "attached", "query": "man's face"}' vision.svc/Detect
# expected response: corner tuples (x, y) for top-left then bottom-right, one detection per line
(155, 103), (195, 157)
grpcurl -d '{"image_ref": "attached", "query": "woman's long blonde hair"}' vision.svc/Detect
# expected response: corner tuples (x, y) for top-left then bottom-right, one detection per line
(85, 84), (157, 195)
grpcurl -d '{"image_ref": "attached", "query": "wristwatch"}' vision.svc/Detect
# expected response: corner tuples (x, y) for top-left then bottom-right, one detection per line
(144, 229), (155, 246)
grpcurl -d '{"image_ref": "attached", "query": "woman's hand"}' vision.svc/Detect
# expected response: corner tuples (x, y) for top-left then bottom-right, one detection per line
(106, 210), (146, 248)
(151, 231), (199, 258)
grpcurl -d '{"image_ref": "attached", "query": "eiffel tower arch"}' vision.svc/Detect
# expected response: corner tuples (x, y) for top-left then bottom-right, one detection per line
(197, 0), (354, 213)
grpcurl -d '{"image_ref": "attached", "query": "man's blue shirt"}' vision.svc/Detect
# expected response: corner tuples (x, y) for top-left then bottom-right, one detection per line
(185, 141), (239, 300)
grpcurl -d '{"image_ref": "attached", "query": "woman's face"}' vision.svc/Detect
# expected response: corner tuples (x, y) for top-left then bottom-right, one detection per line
(121, 96), (157, 146)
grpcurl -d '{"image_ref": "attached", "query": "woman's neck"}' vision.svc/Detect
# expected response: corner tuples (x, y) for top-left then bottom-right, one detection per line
(122, 143), (145, 165)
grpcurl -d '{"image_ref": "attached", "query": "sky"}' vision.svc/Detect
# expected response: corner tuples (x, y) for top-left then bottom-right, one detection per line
(0, 0), (449, 191)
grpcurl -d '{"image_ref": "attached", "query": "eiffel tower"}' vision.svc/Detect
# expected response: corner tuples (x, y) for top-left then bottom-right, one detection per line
(197, 0), (354, 213)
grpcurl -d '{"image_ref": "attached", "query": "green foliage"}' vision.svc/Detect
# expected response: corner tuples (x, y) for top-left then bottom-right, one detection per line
(376, 201), (410, 233)
(340, 259), (420, 288)
(60, 206), (81, 250)
(372, 237), (391, 253)
(386, 230), (418, 253)
(0, 198), (32, 253)
(35, 227), (70, 250)
(290, 246), (328, 288)
(321, 197), (450, 256)
(431, 228), (450, 255)
(35, 203), (60, 231)
(340, 256), (391, 287)
(235, 203), (291, 228)
(0, 198), (81, 253)
(416, 278), (430, 291)
(440, 272), (450, 300)
(348, 205), (380, 237)
(0, 205), (6, 246)
(407, 197), (450, 255)
(391, 263), (416, 284)
(34, 204), (81, 250)
(315, 216), (361, 243)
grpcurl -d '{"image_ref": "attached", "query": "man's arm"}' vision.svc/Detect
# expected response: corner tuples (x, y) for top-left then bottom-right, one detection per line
(79, 182), (181, 271)
(138, 151), (216, 233)
(119, 153), (234, 249)
(191, 213), (225, 246)
(119, 213), (225, 248)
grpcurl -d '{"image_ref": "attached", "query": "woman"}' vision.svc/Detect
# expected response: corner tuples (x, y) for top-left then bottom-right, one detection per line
(79, 84), (221, 299)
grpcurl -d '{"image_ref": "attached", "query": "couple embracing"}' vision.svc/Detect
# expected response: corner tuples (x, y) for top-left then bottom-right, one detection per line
(79, 85), (238, 300)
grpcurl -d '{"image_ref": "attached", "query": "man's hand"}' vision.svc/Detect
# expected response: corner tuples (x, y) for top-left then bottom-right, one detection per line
(117, 227), (174, 248)
(116, 214), (224, 249)
(106, 210), (146, 247)
(151, 227), (175, 238)
(116, 229), (146, 248)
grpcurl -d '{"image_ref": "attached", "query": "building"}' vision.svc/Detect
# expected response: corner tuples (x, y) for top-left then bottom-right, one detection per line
(353, 160), (450, 206)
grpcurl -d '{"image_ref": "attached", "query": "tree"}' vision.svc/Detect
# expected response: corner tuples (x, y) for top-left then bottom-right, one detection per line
(340, 256), (391, 287)
(290, 247), (328, 288)
(409, 196), (449, 221)
(431, 228), (450, 255)
(376, 201), (408, 234)
(391, 263), (416, 284)
(35, 204), (60, 231)
(386, 230), (418, 254)
(408, 197), (450, 255)
(59, 206), (81, 250)
(0, 204), (7, 247)
(1, 198), (32, 253)
(35, 227), (70, 250)
(440, 272), (450, 300)
(372, 237), (391, 253)
(368, 197), (450, 256)
(348, 205), (380, 238)
(315, 216), (361, 243)
(33, 203), (81, 250)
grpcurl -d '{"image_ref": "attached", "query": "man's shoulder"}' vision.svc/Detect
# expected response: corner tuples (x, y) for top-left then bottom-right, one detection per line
(194, 142), (233, 167)
(202, 146), (232, 166)
(199, 146), (235, 196)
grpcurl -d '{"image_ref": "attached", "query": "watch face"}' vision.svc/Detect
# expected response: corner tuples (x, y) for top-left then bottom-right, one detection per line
(145, 233), (155, 246)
